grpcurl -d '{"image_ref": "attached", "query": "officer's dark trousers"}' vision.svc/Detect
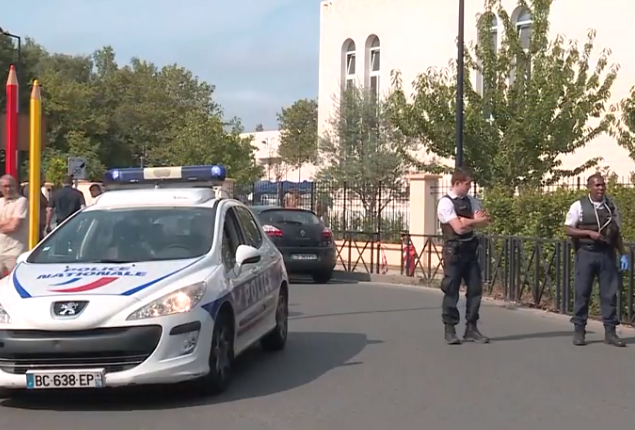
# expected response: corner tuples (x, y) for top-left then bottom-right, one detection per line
(440, 242), (482, 326)
(571, 247), (619, 328)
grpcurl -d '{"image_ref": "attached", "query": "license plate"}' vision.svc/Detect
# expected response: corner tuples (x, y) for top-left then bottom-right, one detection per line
(26, 369), (104, 389)
(291, 254), (317, 261)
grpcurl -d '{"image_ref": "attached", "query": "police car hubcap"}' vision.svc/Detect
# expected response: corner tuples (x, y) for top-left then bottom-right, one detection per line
(277, 296), (288, 338)
(214, 328), (230, 376)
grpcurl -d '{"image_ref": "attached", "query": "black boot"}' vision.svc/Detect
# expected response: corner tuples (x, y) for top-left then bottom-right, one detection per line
(444, 324), (461, 345)
(604, 326), (626, 347)
(463, 323), (490, 343)
(572, 325), (586, 346)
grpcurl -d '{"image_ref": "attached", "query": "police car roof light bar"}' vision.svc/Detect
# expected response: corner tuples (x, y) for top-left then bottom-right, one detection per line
(104, 165), (227, 185)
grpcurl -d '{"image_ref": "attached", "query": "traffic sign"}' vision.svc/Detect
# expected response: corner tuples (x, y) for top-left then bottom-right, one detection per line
(67, 157), (87, 180)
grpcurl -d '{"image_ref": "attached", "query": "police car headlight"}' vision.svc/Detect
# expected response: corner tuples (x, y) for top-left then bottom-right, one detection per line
(0, 303), (11, 324)
(127, 282), (207, 320)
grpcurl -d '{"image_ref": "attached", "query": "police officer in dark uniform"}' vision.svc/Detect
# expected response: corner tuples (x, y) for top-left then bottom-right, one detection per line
(565, 173), (629, 347)
(437, 169), (491, 345)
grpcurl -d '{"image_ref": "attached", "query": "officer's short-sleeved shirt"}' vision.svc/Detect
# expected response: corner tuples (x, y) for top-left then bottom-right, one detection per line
(437, 191), (483, 224)
(48, 185), (85, 222)
(564, 197), (621, 228)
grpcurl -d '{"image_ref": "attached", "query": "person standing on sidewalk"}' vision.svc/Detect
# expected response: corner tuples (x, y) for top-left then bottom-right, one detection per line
(437, 169), (491, 345)
(45, 175), (85, 232)
(0, 175), (28, 275)
(565, 173), (628, 347)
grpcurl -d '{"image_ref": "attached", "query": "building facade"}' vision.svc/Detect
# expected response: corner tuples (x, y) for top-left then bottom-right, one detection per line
(241, 130), (318, 181)
(318, 0), (635, 179)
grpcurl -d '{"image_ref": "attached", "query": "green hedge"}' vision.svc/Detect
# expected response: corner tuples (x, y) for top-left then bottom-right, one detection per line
(479, 178), (635, 321)
(482, 180), (635, 241)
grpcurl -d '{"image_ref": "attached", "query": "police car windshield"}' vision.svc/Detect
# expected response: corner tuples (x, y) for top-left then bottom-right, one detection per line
(27, 207), (215, 264)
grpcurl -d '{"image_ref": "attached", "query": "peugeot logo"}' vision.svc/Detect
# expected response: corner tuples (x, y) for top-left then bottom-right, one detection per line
(52, 301), (88, 317)
(300, 230), (306, 237)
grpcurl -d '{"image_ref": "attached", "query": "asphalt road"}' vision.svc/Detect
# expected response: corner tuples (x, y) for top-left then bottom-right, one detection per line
(2, 280), (635, 429)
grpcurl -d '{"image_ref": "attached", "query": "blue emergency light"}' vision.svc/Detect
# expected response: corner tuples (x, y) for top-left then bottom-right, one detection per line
(104, 165), (227, 184)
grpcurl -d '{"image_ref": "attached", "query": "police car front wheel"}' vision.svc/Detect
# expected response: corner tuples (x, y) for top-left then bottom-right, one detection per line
(261, 286), (289, 352)
(197, 309), (235, 396)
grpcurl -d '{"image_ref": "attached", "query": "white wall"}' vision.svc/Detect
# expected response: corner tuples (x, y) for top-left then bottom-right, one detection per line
(240, 130), (317, 181)
(318, 0), (635, 179)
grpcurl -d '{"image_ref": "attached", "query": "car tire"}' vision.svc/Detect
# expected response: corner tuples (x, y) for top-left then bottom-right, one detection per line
(260, 286), (288, 352)
(196, 309), (235, 396)
(311, 270), (333, 284)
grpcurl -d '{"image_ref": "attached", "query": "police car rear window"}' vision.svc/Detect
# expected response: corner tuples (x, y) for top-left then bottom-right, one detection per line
(28, 207), (214, 264)
(258, 209), (321, 226)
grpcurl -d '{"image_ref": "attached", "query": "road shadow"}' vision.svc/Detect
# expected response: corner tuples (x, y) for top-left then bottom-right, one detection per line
(289, 276), (359, 285)
(489, 330), (594, 342)
(1, 331), (382, 411)
(291, 306), (439, 321)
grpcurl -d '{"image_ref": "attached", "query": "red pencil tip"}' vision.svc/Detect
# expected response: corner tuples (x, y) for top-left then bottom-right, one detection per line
(9, 65), (15, 71)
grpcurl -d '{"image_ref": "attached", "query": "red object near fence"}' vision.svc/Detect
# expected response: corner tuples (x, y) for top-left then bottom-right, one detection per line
(402, 241), (416, 276)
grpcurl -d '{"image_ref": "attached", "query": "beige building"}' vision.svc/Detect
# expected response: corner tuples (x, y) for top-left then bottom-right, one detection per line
(241, 130), (318, 181)
(318, 0), (635, 179)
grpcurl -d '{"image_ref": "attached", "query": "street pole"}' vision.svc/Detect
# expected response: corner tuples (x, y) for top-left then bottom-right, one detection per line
(455, 0), (465, 169)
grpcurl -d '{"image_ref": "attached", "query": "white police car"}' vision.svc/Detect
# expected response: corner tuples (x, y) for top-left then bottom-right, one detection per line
(0, 165), (289, 396)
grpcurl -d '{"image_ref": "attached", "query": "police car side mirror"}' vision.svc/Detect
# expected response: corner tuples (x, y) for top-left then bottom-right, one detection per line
(235, 245), (261, 267)
(16, 251), (29, 265)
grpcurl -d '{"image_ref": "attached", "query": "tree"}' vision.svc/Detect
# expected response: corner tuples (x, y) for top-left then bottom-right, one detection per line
(277, 98), (318, 176)
(317, 85), (421, 227)
(386, 0), (619, 192)
(614, 87), (635, 168)
(255, 123), (264, 132)
(0, 39), (262, 185)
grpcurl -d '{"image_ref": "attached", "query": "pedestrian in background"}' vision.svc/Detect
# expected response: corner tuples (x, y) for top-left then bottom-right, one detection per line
(0, 175), (28, 275)
(45, 175), (85, 232)
(565, 173), (628, 347)
(437, 169), (491, 345)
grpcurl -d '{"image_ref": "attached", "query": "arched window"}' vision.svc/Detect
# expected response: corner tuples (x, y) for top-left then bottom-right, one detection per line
(510, 7), (532, 85)
(476, 13), (498, 96)
(365, 35), (380, 100)
(515, 7), (532, 50)
(341, 39), (356, 90)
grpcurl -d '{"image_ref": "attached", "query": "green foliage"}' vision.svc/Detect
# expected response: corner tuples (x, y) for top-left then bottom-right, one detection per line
(483, 187), (579, 238)
(0, 39), (261, 184)
(277, 98), (318, 169)
(386, 0), (619, 193)
(482, 178), (635, 242)
(317, 84), (421, 220)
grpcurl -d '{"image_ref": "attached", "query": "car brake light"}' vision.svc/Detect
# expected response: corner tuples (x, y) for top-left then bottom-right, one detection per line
(322, 228), (333, 240)
(263, 224), (283, 237)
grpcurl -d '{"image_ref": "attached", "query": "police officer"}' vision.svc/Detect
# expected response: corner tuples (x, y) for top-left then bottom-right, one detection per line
(565, 173), (629, 347)
(437, 169), (491, 345)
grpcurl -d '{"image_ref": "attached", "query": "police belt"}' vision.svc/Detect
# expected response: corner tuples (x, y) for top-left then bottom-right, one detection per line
(445, 236), (478, 250)
(577, 241), (614, 252)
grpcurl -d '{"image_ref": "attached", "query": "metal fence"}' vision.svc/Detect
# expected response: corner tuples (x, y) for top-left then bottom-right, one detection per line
(232, 180), (410, 244)
(330, 232), (635, 323)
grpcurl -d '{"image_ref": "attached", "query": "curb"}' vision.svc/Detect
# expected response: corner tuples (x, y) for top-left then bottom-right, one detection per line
(333, 270), (436, 286)
(331, 270), (635, 333)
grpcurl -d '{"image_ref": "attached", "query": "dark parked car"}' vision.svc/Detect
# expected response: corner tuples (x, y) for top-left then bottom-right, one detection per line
(250, 206), (336, 283)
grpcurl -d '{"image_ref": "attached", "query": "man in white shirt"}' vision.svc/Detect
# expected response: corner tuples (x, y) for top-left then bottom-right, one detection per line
(0, 175), (28, 275)
(437, 169), (490, 345)
(564, 173), (628, 347)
